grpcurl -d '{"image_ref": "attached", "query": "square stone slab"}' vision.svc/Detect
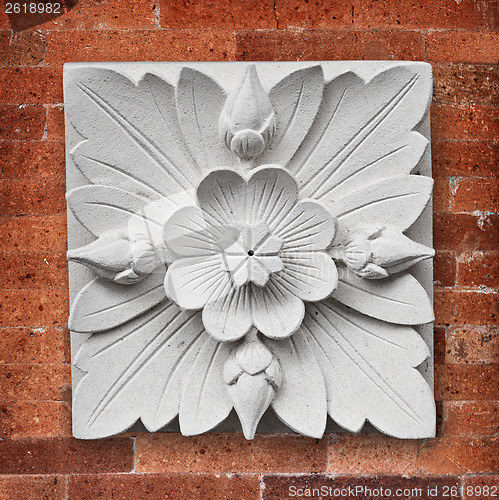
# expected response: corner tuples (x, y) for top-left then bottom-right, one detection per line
(65, 61), (435, 439)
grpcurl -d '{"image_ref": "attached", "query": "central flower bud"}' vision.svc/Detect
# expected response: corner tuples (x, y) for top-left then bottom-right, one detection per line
(221, 221), (284, 287)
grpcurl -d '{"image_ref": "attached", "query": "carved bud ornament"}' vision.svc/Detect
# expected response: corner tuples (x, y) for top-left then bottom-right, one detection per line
(65, 63), (436, 440)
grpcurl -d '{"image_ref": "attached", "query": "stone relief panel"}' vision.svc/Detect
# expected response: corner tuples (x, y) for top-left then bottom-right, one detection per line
(64, 62), (435, 440)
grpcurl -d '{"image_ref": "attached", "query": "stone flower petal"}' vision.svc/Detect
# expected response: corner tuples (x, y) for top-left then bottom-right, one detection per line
(252, 279), (305, 339)
(197, 169), (246, 227)
(274, 200), (337, 252)
(164, 255), (230, 310)
(164, 205), (238, 257)
(246, 166), (298, 230)
(202, 284), (253, 342)
(279, 251), (338, 301)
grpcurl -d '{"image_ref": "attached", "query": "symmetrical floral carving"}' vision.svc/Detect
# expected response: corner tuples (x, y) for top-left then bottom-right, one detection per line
(65, 62), (436, 440)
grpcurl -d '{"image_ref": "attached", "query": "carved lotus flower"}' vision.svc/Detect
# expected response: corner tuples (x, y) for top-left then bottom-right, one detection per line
(163, 166), (338, 341)
(66, 62), (436, 441)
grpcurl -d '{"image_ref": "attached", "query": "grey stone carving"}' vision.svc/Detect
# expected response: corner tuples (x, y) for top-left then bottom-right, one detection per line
(65, 62), (435, 440)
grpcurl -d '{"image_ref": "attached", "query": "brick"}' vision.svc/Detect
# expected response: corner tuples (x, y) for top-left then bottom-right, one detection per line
(458, 252), (499, 289)
(15, 0), (159, 31)
(434, 326), (446, 364)
(417, 437), (498, 474)
(432, 104), (499, 141)
(0, 179), (66, 215)
(275, 0), (353, 29)
(442, 401), (499, 436)
(0, 31), (44, 67)
(433, 251), (456, 287)
(160, 0), (275, 29)
(135, 433), (327, 473)
(0, 437), (134, 474)
(445, 325), (499, 363)
(46, 105), (65, 142)
(433, 64), (499, 106)
(0, 289), (69, 327)
(0, 401), (71, 437)
(0, 326), (69, 364)
(0, 215), (68, 252)
(451, 177), (499, 213)
(0, 68), (63, 105)
(0, 252), (67, 289)
(0, 142), (65, 179)
(427, 31), (499, 64)
(46, 29), (236, 66)
(0, 475), (66, 500)
(235, 30), (425, 61)
(326, 434), (418, 474)
(433, 177), (450, 212)
(0, 105), (46, 141)
(69, 473), (260, 500)
(355, 0), (498, 30)
(0, 363), (71, 401)
(433, 213), (499, 252)
(463, 475), (499, 499)
(263, 475), (461, 500)
(432, 140), (498, 177)
(434, 289), (498, 325)
(434, 364), (499, 400)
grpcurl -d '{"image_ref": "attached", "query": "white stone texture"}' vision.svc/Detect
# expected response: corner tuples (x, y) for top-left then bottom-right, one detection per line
(65, 62), (435, 440)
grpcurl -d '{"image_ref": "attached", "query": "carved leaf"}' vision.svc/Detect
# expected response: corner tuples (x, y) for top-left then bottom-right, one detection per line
(329, 175), (434, 242)
(176, 67), (233, 171)
(258, 65), (324, 166)
(303, 300), (435, 438)
(67, 185), (157, 237)
(265, 329), (327, 438)
(70, 272), (167, 333)
(178, 335), (233, 435)
(332, 269), (434, 325)
(66, 69), (197, 198)
(288, 67), (431, 203)
(73, 302), (216, 438)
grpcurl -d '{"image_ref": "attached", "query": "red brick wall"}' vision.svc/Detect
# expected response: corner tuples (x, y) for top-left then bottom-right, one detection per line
(0, 1), (497, 498)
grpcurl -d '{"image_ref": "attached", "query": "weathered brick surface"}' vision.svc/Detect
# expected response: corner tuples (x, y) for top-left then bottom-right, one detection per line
(0, 68), (63, 105)
(0, 142), (66, 179)
(451, 177), (499, 213)
(0, 475), (66, 500)
(0, 437), (134, 474)
(355, 0), (499, 30)
(432, 140), (498, 177)
(434, 289), (498, 325)
(0, 401), (72, 438)
(46, 29), (237, 65)
(0, 326), (69, 364)
(433, 64), (499, 105)
(0, 289), (69, 326)
(0, 363), (71, 401)
(433, 251), (456, 287)
(0, 31), (44, 67)
(431, 104), (499, 141)
(160, 0), (276, 29)
(442, 401), (499, 436)
(0, 105), (46, 141)
(275, 0), (353, 29)
(69, 473), (261, 500)
(0, 178), (66, 215)
(434, 364), (499, 400)
(235, 29), (425, 60)
(427, 31), (499, 63)
(445, 325), (499, 363)
(136, 433), (327, 473)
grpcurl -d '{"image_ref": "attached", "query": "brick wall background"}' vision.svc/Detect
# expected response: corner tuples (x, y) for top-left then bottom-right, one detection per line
(0, 0), (497, 498)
